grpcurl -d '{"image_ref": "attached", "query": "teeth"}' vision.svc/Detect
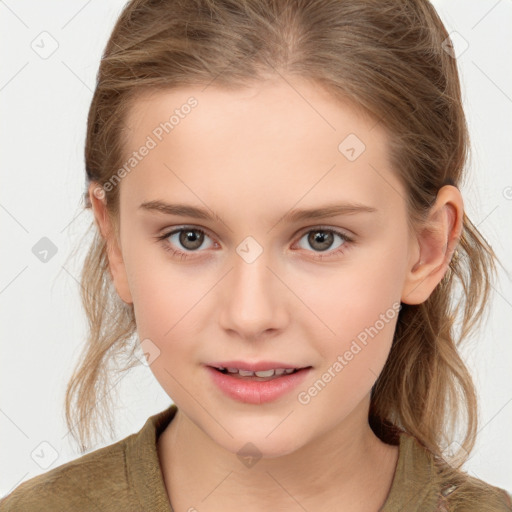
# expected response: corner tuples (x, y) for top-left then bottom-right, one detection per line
(216, 367), (298, 377)
(254, 369), (275, 378)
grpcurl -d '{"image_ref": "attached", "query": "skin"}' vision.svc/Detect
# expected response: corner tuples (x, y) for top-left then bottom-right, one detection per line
(89, 76), (463, 512)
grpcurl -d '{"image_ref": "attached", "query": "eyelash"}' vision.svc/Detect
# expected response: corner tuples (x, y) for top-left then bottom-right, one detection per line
(155, 225), (354, 261)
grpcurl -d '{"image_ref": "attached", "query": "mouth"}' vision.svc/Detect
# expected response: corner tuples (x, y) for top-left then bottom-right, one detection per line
(206, 362), (312, 382)
(205, 363), (313, 404)
(210, 366), (306, 380)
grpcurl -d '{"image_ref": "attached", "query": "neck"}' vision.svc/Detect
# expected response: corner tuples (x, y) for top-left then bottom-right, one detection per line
(157, 397), (399, 512)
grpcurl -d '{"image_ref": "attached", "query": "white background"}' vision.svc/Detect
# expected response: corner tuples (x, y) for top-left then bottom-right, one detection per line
(1, 0), (511, 499)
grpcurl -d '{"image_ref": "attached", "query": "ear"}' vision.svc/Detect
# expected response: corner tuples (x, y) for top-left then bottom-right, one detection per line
(88, 182), (133, 305)
(401, 185), (463, 305)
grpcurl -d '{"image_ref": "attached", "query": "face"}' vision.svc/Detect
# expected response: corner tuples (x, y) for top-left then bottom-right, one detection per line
(97, 78), (423, 458)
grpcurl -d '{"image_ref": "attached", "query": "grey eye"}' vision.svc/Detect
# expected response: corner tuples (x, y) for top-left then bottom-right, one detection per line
(167, 228), (213, 251)
(297, 230), (347, 252)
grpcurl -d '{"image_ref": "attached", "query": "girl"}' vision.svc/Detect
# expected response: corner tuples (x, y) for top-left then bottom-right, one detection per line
(2, 0), (510, 510)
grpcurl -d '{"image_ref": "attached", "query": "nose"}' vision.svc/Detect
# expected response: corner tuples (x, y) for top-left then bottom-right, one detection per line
(218, 249), (289, 341)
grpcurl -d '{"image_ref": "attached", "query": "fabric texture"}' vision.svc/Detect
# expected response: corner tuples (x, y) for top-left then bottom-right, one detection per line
(1, 404), (511, 511)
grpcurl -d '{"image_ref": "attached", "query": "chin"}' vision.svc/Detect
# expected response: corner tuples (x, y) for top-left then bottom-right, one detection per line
(213, 429), (306, 461)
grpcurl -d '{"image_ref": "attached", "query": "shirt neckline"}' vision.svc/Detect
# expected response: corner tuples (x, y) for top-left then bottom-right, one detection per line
(126, 404), (441, 512)
(126, 404), (178, 512)
(380, 430), (441, 511)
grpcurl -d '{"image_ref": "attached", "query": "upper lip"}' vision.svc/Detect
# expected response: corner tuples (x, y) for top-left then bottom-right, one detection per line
(207, 360), (311, 372)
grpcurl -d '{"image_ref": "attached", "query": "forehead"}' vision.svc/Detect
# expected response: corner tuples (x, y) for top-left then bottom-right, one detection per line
(119, 79), (405, 218)
(124, 78), (381, 154)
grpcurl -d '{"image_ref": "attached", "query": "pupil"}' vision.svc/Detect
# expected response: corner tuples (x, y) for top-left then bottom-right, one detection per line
(309, 230), (332, 251)
(180, 229), (203, 250)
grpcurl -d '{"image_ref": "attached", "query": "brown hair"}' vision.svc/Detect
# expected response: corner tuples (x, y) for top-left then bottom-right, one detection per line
(65, 0), (505, 506)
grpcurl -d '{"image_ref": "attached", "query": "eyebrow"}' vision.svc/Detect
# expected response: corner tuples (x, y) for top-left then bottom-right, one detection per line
(138, 200), (377, 223)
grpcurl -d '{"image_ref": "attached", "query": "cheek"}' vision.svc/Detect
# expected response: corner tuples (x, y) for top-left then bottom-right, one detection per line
(296, 274), (400, 416)
(295, 248), (404, 387)
(125, 249), (206, 346)
(299, 254), (404, 338)
(126, 259), (208, 400)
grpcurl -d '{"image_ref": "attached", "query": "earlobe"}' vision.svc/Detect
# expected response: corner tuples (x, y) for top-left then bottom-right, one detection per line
(401, 185), (463, 305)
(88, 183), (133, 305)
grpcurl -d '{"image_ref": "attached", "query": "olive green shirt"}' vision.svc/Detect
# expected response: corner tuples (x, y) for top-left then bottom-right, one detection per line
(1, 404), (511, 511)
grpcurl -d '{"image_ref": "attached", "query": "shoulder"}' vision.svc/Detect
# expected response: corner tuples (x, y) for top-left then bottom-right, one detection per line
(440, 472), (512, 512)
(0, 435), (135, 512)
(388, 430), (512, 512)
(412, 434), (512, 512)
(0, 405), (177, 512)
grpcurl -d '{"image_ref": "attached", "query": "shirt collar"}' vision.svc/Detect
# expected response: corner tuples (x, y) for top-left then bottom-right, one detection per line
(380, 431), (442, 511)
(126, 404), (442, 512)
(125, 404), (178, 512)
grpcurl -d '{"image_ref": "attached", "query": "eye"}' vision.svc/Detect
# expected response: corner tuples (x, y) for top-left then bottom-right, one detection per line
(156, 225), (354, 261)
(156, 226), (216, 260)
(294, 227), (353, 258)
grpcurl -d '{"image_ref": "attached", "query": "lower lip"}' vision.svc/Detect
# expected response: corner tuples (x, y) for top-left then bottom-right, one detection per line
(206, 366), (312, 404)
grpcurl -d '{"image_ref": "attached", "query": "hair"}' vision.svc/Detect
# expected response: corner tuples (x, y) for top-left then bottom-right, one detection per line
(64, 0), (506, 507)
